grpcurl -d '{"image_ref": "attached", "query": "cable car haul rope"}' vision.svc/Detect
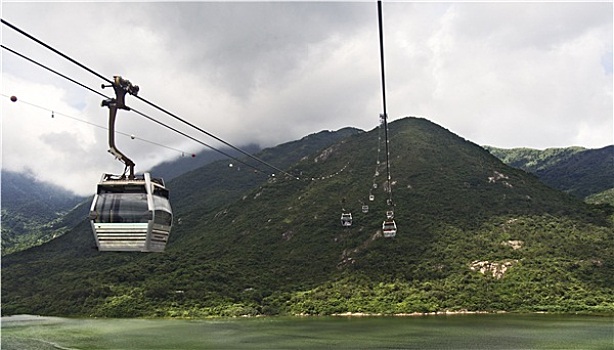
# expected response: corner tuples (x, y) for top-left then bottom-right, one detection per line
(377, 0), (397, 238)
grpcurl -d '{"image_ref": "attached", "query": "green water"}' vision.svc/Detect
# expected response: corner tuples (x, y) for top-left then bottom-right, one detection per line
(2, 314), (612, 349)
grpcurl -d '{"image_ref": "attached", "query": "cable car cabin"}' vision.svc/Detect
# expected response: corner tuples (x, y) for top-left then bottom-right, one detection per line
(341, 213), (353, 227)
(89, 173), (173, 252)
(362, 205), (369, 213)
(382, 220), (397, 238)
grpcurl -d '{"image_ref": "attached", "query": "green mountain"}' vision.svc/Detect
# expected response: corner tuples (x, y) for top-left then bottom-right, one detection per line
(587, 188), (614, 206)
(2, 118), (612, 317)
(485, 146), (614, 203)
(483, 147), (586, 173)
(1, 170), (85, 255)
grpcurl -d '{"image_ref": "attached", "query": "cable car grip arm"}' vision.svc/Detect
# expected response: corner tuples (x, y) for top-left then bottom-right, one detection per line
(101, 76), (140, 179)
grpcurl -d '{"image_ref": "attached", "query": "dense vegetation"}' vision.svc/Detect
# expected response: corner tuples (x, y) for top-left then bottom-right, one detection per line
(2, 118), (612, 318)
(586, 188), (614, 206)
(1, 170), (85, 255)
(485, 145), (614, 204)
(484, 146), (586, 173)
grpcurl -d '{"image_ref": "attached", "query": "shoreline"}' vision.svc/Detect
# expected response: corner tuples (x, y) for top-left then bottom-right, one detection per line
(3, 310), (613, 320)
(329, 310), (507, 317)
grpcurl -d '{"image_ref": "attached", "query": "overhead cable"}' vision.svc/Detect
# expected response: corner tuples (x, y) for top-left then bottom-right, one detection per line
(1, 44), (108, 100)
(1, 46), (269, 175)
(1, 18), (113, 85)
(128, 107), (269, 175)
(2, 93), (190, 156)
(2, 18), (297, 179)
(377, 1), (394, 205)
(133, 95), (299, 179)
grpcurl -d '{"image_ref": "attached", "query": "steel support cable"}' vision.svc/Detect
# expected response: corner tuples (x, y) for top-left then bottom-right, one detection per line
(369, 116), (384, 198)
(1, 93), (191, 156)
(133, 95), (299, 180)
(2, 45), (202, 158)
(128, 107), (270, 176)
(2, 41), (274, 177)
(2, 44), (108, 100)
(2, 46), (270, 176)
(0, 47), (318, 183)
(2, 18), (352, 185)
(135, 95), (345, 181)
(377, 0), (393, 206)
(2, 18), (293, 179)
(1, 18), (113, 85)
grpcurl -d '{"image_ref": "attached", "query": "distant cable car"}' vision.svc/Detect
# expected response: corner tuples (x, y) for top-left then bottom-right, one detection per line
(362, 205), (369, 213)
(386, 210), (394, 219)
(382, 219), (397, 238)
(89, 173), (173, 252)
(341, 213), (353, 227)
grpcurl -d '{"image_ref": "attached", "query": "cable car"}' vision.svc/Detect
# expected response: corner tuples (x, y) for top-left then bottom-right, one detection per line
(362, 205), (369, 213)
(341, 213), (353, 227)
(89, 172), (173, 252)
(386, 210), (394, 219)
(382, 219), (397, 238)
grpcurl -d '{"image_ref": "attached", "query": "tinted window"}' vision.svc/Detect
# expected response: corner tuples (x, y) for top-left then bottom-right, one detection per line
(154, 210), (173, 226)
(153, 186), (170, 199)
(152, 195), (172, 226)
(98, 184), (146, 194)
(94, 193), (150, 223)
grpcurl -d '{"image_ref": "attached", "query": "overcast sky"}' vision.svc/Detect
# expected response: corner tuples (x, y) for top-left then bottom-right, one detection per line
(2, 1), (612, 196)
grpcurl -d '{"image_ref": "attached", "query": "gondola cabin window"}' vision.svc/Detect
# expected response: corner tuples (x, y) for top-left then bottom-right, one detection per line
(152, 186), (172, 226)
(94, 185), (150, 223)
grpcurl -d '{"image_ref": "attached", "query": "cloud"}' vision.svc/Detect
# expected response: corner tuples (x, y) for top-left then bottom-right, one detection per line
(1, 2), (612, 195)
(384, 2), (613, 148)
(2, 74), (106, 193)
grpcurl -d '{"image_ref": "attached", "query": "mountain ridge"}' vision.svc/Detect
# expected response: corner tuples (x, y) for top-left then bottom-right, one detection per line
(485, 145), (614, 202)
(2, 117), (611, 317)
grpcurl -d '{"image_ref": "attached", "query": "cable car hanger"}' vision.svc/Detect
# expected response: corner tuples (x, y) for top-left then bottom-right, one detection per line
(101, 76), (140, 179)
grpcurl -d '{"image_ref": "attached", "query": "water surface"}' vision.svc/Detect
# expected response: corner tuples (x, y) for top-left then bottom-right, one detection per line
(2, 314), (612, 349)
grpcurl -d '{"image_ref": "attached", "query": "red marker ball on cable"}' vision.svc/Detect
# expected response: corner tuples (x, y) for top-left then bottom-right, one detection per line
(10, 96), (17, 102)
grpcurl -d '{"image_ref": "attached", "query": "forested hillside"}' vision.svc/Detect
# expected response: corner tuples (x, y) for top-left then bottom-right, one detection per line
(1, 170), (85, 255)
(485, 145), (614, 204)
(2, 118), (612, 317)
